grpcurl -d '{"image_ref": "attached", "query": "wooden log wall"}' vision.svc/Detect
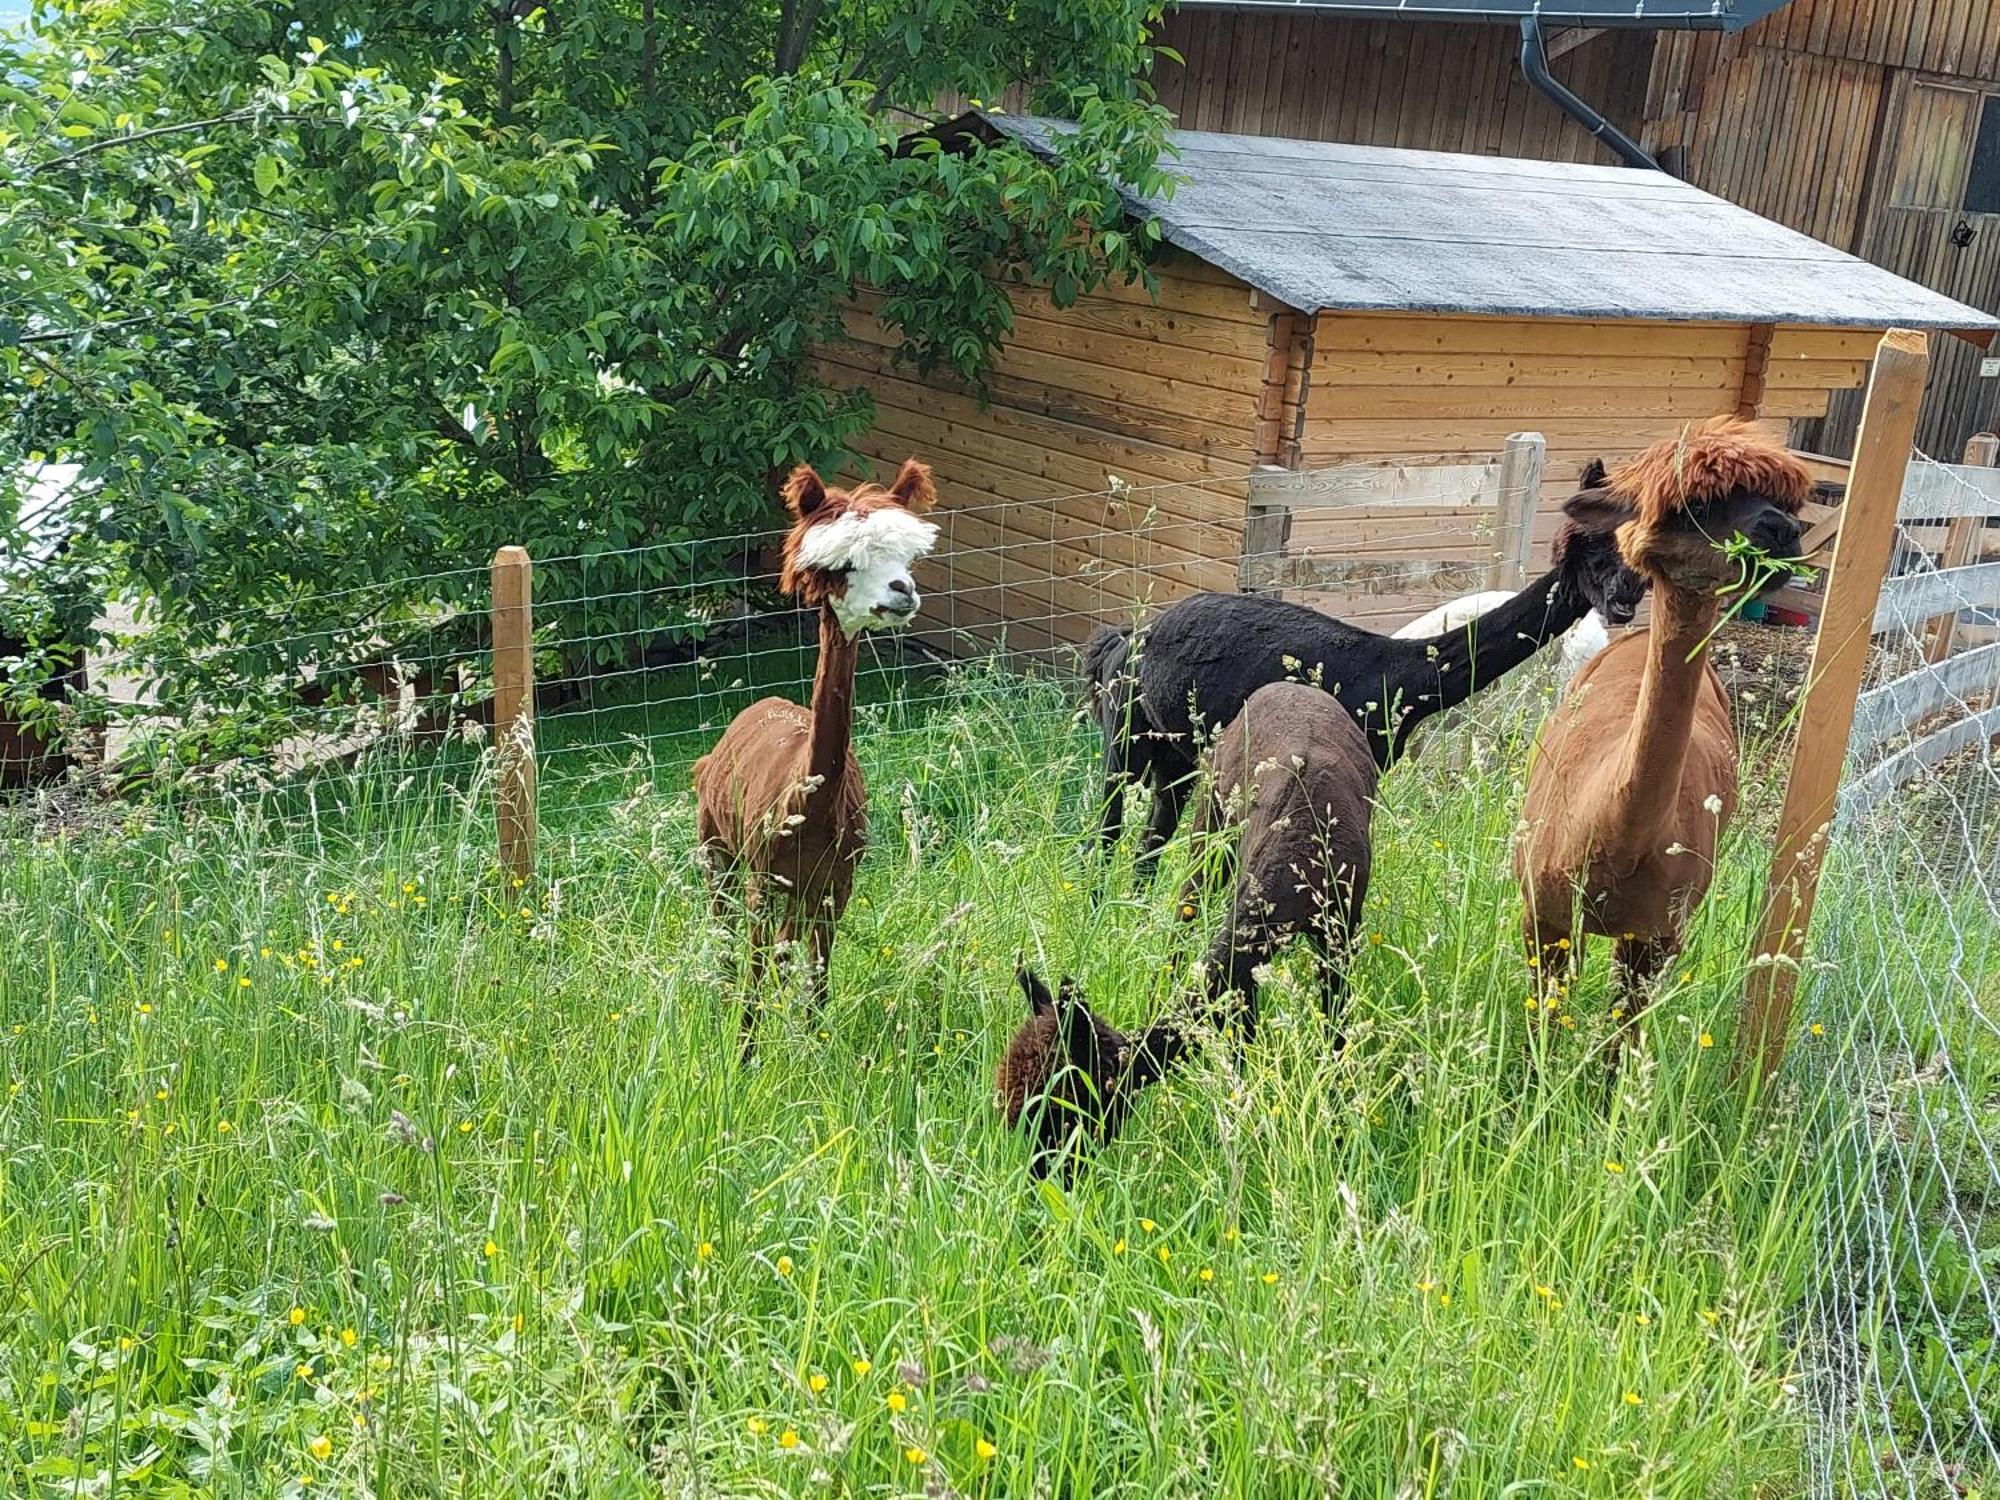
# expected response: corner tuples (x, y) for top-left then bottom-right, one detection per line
(1286, 312), (1877, 628)
(817, 260), (1269, 656)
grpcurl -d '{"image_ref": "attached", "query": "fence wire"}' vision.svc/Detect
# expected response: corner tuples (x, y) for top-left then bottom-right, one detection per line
(1802, 449), (2000, 1500)
(9, 450), (1996, 1492)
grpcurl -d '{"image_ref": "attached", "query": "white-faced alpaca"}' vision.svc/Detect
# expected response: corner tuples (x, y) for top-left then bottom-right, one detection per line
(692, 459), (938, 1048)
(1515, 419), (1807, 1035)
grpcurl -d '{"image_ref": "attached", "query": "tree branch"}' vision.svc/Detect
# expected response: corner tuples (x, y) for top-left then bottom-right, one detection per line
(775, 0), (824, 75)
(28, 110), (307, 176)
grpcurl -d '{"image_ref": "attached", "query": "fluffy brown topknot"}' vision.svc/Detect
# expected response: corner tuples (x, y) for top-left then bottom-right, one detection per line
(1606, 417), (1812, 528)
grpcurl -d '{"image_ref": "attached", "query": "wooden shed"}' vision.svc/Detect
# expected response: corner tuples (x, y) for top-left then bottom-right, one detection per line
(819, 113), (1996, 650)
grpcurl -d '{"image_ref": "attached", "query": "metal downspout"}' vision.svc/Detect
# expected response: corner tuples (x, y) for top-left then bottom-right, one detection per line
(1518, 16), (1659, 171)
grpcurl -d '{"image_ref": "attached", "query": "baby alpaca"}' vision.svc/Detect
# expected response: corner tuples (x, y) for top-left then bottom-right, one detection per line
(996, 967), (1187, 1180)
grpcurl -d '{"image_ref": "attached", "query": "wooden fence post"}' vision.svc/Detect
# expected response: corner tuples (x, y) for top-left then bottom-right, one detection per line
(1488, 432), (1546, 591)
(1240, 465), (1291, 592)
(1736, 329), (1929, 1081)
(1925, 431), (1998, 662)
(491, 545), (537, 888)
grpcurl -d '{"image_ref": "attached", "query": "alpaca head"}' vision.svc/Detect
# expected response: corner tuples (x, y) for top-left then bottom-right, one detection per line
(996, 966), (1148, 1179)
(1603, 419), (1809, 597)
(778, 458), (940, 634)
(1551, 465), (1650, 626)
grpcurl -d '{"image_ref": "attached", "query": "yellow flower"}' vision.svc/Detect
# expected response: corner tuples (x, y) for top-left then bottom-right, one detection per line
(1604, 1161), (1624, 1174)
(851, 1357), (872, 1376)
(289, 1306), (307, 1326)
(1156, 1246), (1170, 1264)
(341, 1327), (357, 1348)
(458, 1121), (473, 1135)
(402, 883), (416, 895)
(238, 977), (252, 989)
(1199, 1267), (1215, 1283)
(1437, 1293), (1451, 1307)
(608, 1010), (623, 1023)
(260, 945), (272, 957)
(1635, 1312), (1652, 1326)
(808, 1373), (828, 1394)
(1261, 1272), (1279, 1285)
(1113, 1239), (1127, 1255)
(1700, 1309), (1720, 1325)
(1179, 903), (1195, 919)
(1698, 1032), (1715, 1049)
(1416, 1280), (1435, 1293)
(213, 958), (228, 972)
(768, 1426), (796, 1450)
(886, 1391), (907, 1413)
(746, 1416), (768, 1436)
(975, 1437), (998, 1461)
(117, 1335), (135, 1352)
(156, 1088), (169, 1100)
(216, 1120), (233, 1133)
(296, 1362), (315, 1380)
(1139, 1219), (1156, 1233)
(1572, 1456), (1592, 1471)
(308, 1435), (332, 1460)
(776, 1255), (794, 1277)
(1623, 1391), (1643, 1406)
(904, 1446), (926, 1465)
(1223, 1226), (1239, 1242)
(137, 1002), (153, 1015)
(1809, 1022), (1824, 1036)
(483, 1239), (498, 1259)
(1431, 839), (1444, 851)
(1061, 881), (1074, 893)
(511, 1313), (524, 1334)
(697, 1241), (714, 1260)
(1555, 938), (1570, 950)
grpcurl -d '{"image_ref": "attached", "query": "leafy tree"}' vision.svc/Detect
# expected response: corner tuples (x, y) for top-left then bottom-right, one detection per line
(0, 0), (1171, 751)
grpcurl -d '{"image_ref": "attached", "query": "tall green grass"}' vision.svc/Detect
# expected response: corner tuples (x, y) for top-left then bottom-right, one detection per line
(0, 650), (1953, 1498)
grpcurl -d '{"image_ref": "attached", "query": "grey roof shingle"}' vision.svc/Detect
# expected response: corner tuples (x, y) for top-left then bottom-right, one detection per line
(981, 114), (1999, 335)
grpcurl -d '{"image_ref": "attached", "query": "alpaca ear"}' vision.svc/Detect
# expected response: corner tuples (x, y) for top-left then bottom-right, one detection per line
(1018, 965), (1055, 1016)
(888, 457), (936, 515)
(782, 465), (828, 519)
(1578, 457), (1607, 490)
(1058, 986), (1098, 1065)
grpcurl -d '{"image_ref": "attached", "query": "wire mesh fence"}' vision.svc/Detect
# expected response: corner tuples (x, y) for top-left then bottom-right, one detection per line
(1801, 448), (2000, 1500)
(5, 442), (1998, 1491)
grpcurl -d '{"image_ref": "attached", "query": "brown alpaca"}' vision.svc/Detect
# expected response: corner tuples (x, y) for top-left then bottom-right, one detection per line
(998, 685), (1377, 1179)
(693, 458), (938, 1046)
(1514, 418), (1808, 1027)
(1180, 681), (1378, 1042)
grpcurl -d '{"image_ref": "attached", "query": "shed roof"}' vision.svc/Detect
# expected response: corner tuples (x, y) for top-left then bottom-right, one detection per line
(973, 114), (1999, 338)
(1173, 0), (1791, 27)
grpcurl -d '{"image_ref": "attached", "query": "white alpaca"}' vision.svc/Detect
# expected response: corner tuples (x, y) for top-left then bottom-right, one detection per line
(1394, 591), (1609, 689)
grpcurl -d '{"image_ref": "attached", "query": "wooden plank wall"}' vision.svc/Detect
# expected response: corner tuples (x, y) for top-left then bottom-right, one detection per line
(1151, 9), (1654, 164)
(816, 262), (1268, 657)
(1285, 312), (1876, 629)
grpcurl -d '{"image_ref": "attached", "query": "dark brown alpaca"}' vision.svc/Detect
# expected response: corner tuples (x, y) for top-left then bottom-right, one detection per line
(1182, 681), (1378, 1042)
(693, 459), (938, 1046)
(998, 683), (1378, 1179)
(996, 967), (1188, 1180)
(1514, 418), (1808, 1030)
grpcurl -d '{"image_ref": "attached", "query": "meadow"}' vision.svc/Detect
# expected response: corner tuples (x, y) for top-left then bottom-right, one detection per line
(0, 642), (1984, 1499)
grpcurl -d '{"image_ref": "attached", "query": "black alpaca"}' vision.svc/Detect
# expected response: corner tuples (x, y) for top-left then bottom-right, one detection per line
(1090, 488), (1646, 873)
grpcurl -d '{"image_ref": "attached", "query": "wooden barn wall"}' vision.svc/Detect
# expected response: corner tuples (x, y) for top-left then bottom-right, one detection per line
(817, 260), (1266, 656)
(1151, 9), (1654, 162)
(1737, 0), (2000, 77)
(1288, 312), (1875, 629)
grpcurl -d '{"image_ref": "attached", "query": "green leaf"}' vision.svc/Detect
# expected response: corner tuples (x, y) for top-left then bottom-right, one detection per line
(252, 154), (280, 197)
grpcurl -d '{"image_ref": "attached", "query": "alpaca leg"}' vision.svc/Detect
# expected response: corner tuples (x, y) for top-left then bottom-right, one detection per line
(1093, 727), (1132, 857)
(1522, 915), (1577, 1031)
(1610, 934), (1671, 1063)
(1134, 766), (1193, 884)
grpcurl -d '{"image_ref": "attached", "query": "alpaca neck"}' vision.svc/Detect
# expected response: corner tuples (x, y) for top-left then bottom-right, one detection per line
(1603, 581), (1719, 850)
(1390, 567), (1579, 756)
(802, 605), (859, 813)
(1127, 1022), (1192, 1091)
